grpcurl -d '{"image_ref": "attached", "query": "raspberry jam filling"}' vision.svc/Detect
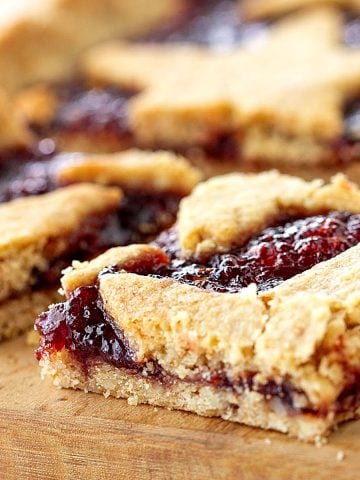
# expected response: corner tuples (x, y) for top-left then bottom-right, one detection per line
(33, 83), (136, 147)
(150, 211), (360, 293)
(33, 211), (122, 288)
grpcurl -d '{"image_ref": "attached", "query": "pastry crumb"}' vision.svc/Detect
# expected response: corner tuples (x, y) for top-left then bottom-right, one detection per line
(336, 450), (345, 462)
(127, 395), (139, 406)
(264, 438), (272, 445)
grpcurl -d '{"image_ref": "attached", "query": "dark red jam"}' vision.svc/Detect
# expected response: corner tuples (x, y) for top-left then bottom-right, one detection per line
(33, 211), (122, 288)
(150, 211), (360, 292)
(36, 286), (140, 371)
(32, 83), (136, 147)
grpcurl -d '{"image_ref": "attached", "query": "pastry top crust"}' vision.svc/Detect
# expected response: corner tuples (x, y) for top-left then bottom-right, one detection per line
(0, 88), (33, 150)
(0, 183), (121, 303)
(0, 0), (184, 92)
(81, 8), (360, 149)
(242, 0), (360, 21)
(60, 240), (360, 409)
(56, 149), (202, 195)
(61, 244), (168, 294)
(178, 171), (360, 258)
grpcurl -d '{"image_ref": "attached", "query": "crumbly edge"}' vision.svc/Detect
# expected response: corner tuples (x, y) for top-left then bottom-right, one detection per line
(0, 288), (61, 342)
(40, 350), (358, 442)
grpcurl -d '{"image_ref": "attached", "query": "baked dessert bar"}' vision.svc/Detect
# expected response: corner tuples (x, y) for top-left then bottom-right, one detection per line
(0, 0), (185, 92)
(242, 0), (360, 21)
(0, 149), (201, 245)
(18, 7), (360, 181)
(0, 183), (121, 340)
(36, 171), (360, 441)
(81, 8), (360, 170)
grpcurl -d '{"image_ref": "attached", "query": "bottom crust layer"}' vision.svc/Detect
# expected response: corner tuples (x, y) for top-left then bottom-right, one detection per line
(40, 350), (358, 442)
(0, 289), (61, 341)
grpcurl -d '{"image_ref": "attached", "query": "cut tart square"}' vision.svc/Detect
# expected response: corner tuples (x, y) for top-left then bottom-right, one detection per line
(36, 171), (360, 441)
(0, 149), (201, 245)
(17, 6), (360, 181)
(0, 183), (121, 340)
(0, 0), (185, 92)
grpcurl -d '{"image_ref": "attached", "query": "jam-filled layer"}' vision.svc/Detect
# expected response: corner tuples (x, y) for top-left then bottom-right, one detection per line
(0, 151), (181, 245)
(151, 211), (360, 292)
(32, 83), (136, 147)
(33, 210), (122, 288)
(35, 284), (360, 416)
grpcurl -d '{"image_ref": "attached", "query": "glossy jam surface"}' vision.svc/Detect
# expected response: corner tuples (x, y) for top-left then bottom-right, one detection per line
(36, 286), (137, 370)
(152, 211), (360, 292)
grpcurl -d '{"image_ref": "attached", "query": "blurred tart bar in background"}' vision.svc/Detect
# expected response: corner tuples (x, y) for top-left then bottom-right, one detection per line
(0, 0), (186, 92)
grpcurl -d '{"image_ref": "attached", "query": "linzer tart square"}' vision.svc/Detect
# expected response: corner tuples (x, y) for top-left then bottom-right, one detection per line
(80, 7), (360, 171)
(0, 149), (201, 244)
(37, 171), (360, 442)
(0, 183), (121, 340)
(18, 7), (360, 181)
(0, 0), (185, 92)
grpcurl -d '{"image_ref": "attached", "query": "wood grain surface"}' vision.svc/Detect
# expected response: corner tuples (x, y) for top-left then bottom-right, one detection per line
(0, 336), (359, 479)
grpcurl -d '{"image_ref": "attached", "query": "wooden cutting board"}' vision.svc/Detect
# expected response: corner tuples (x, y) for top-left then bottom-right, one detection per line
(0, 336), (359, 480)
